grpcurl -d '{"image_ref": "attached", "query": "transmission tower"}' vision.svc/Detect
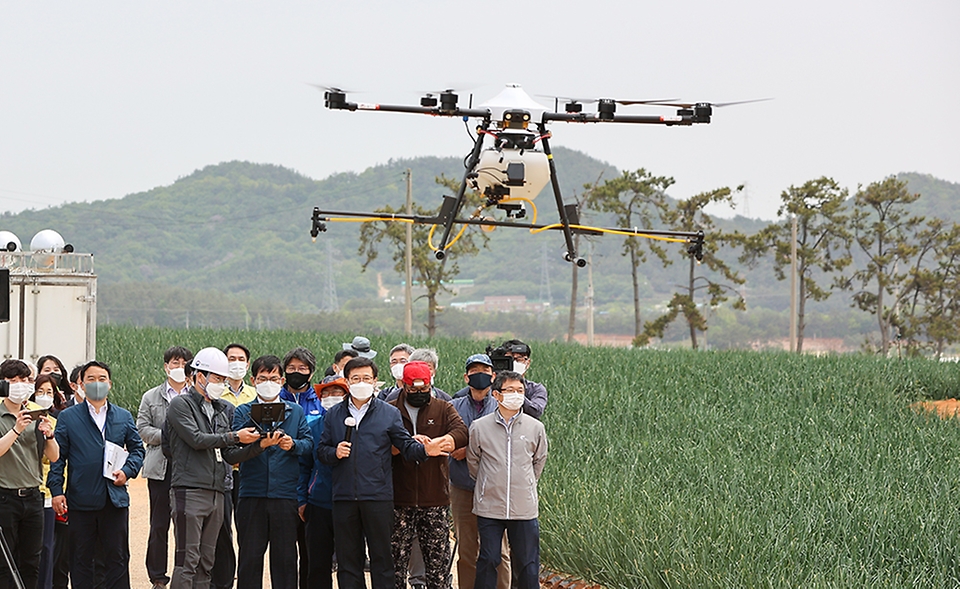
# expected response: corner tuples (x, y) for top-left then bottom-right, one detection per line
(321, 240), (339, 313)
(539, 242), (552, 306)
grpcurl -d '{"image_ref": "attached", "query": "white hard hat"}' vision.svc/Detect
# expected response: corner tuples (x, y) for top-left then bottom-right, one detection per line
(190, 347), (230, 377)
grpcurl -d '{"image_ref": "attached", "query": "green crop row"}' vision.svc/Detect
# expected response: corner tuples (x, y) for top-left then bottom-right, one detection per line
(98, 326), (960, 588)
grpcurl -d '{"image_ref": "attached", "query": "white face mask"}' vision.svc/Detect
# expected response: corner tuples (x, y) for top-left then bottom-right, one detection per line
(7, 382), (33, 405)
(227, 361), (248, 381)
(512, 360), (528, 376)
(499, 392), (525, 411)
(255, 381), (282, 401)
(74, 385), (85, 400)
(390, 363), (406, 381)
(321, 396), (343, 411)
(203, 378), (226, 400)
(35, 395), (54, 409)
(349, 382), (374, 401)
(168, 367), (186, 384)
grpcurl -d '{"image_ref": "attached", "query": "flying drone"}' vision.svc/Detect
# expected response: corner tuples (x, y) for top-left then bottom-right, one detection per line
(309, 83), (766, 267)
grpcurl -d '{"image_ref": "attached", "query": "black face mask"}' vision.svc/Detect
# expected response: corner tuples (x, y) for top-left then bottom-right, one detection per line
(285, 371), (311, 391)
(467, 372), (493, 391)
(406, 390), (431, 407)
(49, 373), (63, 387)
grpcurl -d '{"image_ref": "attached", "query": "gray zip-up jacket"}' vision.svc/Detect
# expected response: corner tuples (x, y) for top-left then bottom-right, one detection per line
(467, 409), (547, 521)
(137, 382), (177, 480)
(165, 389), (262, 492)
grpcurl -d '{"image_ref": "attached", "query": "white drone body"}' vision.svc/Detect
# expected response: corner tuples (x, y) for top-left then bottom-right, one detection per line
(470, 84), (551, 202)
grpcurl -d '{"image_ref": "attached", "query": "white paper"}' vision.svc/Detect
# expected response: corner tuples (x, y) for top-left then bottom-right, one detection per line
(103, 440), (129, 480)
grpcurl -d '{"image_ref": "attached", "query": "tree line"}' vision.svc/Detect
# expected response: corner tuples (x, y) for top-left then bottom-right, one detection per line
(360, 171), (959, 357)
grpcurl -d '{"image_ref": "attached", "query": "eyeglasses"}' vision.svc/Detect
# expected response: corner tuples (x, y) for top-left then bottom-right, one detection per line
(254, 376), (283, 384)
(406, 387), (431, 395)
(348, 375), (376, 384)
(500, 388), (525, 394)
(286, 366), (311, 374)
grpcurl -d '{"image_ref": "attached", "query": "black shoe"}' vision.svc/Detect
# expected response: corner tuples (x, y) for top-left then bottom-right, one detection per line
(411, 584), (426, 589)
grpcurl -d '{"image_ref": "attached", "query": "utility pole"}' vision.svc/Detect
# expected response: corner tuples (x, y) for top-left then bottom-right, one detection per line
(539, 242), (552, 309)
(586, 242), (595, 346)
(789, 215), (798, 353)
(404, 168), (413, 336)
(322, 240), (339, 313)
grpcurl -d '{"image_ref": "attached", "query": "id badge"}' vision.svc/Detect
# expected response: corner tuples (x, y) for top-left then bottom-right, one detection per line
(215, 448), (223, 463)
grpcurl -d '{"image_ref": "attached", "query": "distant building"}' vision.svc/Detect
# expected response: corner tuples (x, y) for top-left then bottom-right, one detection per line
(451, 295), (549, 314)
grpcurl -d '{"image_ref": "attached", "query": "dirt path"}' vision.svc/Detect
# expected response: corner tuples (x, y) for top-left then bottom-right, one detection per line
(127, 477), (460, 589)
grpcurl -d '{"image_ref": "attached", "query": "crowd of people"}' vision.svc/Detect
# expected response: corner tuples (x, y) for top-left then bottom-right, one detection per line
(0, 337), (549, 589)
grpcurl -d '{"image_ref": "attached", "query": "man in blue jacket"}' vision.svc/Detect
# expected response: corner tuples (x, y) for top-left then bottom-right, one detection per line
(319, 357), (449, 589)
(449, 354), (511, 589)
(48, 360), (145, 589)
(298, 376), (347, 589)
(233, 355), (313, 589)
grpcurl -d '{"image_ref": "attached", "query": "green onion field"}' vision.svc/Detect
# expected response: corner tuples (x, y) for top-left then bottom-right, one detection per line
(100, 326), (960, 588)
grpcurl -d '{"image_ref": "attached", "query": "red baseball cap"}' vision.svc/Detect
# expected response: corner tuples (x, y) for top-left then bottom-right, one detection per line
(402, 361), (432, 387)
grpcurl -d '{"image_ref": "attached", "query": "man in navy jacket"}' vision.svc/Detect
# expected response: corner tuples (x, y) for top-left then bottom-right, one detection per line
(48, 360), (145, 589)
(233, 355), (312, 589)
(318, 357), (449, 589)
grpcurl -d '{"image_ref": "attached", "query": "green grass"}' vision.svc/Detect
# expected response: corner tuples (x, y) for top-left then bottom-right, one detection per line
(98, 326), (960, 588)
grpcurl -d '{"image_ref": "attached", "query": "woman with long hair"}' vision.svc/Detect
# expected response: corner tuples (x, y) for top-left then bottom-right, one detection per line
(36, 355), (69, 412)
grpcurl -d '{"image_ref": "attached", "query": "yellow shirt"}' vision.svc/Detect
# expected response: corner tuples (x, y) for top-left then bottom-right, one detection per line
(222, 382), (257, 407)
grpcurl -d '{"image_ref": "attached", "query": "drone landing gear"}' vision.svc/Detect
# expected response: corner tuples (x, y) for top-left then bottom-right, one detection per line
(432, 120), (491, 261)
(537, 126), (582, 266)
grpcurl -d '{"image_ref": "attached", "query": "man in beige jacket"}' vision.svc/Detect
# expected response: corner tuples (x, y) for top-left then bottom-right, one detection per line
(466, 370), (547, 589)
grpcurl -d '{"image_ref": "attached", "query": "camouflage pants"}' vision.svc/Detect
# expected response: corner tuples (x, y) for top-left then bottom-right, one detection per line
(392, 506), (452, 589)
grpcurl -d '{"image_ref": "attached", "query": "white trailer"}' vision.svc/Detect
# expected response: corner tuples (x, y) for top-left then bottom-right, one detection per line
(0, 252), (97, 371)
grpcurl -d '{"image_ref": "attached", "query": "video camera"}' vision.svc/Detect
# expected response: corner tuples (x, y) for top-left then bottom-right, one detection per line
(485, 342), (531, 373)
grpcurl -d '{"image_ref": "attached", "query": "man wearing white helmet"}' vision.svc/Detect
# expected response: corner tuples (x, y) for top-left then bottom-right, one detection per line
(165, 347), (266, 589)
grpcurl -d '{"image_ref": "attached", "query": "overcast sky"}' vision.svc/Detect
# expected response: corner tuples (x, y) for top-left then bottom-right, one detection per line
(1, 0), (956, 222)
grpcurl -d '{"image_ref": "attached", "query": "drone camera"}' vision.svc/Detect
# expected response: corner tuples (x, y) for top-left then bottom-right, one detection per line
(505, 162), (525, 186)
(598, 99), (616, 120)
(502, 110), (531, 130)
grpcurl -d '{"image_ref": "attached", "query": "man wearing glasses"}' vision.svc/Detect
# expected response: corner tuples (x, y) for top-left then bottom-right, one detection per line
(279, 347), (322, 420)
(499, 340), (547, 420)
(467, 371), (548, 589)
(318, 357), (450, 589)
(233, 355), (312, 589)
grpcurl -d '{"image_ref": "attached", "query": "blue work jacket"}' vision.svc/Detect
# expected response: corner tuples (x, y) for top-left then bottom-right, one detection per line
(298, 407), (333, 510)
(232, 399), (312, 500)
(48, 401), (145, 511)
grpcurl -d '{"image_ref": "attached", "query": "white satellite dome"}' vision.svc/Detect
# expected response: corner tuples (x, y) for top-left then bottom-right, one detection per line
(30, 229), (66, 253)
(0, 231), (21, 252)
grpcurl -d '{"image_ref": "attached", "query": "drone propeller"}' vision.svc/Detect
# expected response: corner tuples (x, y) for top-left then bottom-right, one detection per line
(614, 98), (680, 105)
(307, 83), (361, 94)
(645, 98), (773, 108)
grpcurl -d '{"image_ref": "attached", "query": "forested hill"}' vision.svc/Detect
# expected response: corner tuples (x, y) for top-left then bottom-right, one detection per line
(1, 148), (617, 314)
(2, 155), (956, 332)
